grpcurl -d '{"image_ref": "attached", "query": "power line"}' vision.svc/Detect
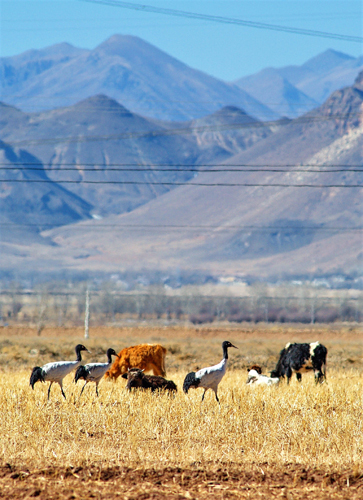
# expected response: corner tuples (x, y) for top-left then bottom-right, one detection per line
(0, 96), (328, 106)
(80, 0), (363, 43)
(2, 223), (362, 232)
(1, 162), (362, 168)
(4, 113), (360, 146)
(1, 179), (361, 187)
(0, 99), (337, 116)
(0, 97), (324, 107)
(0, 289), (360, 301)
(0, 161), (363, 171)
(0, 100), (324, 109)
(1, 166), (362, 173)
(3, 11), (361, 22)
(0, 100), (331, 119)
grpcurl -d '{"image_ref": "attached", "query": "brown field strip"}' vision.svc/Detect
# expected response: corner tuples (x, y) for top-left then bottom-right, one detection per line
(1, 463), (362, 499)
(1, 323), (362, 372)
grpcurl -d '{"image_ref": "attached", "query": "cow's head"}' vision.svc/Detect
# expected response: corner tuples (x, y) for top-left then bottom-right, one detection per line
(270, 369), (281, 378)
(122, 368), (145, 390)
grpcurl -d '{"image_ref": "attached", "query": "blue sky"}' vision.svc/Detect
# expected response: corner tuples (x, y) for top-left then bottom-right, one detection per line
(1, 0), (362, 81)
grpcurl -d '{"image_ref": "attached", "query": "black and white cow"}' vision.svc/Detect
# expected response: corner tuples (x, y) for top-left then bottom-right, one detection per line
(270, 342), (327, 384)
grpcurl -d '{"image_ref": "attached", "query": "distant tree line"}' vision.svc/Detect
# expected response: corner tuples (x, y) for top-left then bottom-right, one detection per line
(0, 282), (361, 329)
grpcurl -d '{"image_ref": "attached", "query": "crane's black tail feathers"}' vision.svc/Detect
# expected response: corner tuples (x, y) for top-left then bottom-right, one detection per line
(183, 372), (200, 394)
(74, 365), (89, 383)
(30, 367), (45, 389)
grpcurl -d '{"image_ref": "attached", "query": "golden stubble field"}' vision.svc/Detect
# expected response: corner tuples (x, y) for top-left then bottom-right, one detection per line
(1, 323), (363, 499)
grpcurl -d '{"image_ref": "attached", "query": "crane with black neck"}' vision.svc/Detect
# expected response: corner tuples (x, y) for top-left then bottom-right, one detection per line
(30, 344), (90, 400)
(183, 340), (238, 404)
(75, 348), (119, 397)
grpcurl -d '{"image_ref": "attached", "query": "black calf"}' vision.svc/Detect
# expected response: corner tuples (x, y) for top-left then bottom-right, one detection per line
(122, 368), (177, 393)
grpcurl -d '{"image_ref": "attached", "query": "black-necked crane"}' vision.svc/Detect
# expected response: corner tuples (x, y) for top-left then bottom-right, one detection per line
(183, 341), (238, 403)
(74, 348), (119, 397)
(30, 344), (89, 400)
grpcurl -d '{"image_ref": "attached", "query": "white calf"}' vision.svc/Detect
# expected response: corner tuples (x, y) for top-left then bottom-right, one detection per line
(246, 369), (279, 386)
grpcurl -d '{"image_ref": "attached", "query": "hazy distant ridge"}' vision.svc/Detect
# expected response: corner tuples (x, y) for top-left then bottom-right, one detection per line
(234, 49), (363, 118)
(0, 35), (277, 122)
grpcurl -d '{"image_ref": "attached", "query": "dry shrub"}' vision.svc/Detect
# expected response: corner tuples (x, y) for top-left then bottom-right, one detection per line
(315, 307), (339, 323)
(189, 313), (215, 324)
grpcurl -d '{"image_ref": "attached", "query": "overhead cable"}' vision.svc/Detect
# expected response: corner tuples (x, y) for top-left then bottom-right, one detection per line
(2, 223), (362, 232)
(1, 179), (361, 187)
(0, 165), (362, 173)
(80, 0), (363, 43)
(0, 162), (362, 169)
(4, 112), (361, 146)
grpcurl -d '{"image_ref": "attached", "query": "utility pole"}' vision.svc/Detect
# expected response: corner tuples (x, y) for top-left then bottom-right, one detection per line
(310, 297), (315, 325)
(84, 287), (90, 339)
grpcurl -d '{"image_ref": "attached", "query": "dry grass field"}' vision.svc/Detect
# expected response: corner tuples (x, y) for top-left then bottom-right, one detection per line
(0, 323), (362, 499)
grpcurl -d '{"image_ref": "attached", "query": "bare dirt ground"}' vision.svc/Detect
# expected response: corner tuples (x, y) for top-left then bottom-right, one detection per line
(1, 463), (362, 500)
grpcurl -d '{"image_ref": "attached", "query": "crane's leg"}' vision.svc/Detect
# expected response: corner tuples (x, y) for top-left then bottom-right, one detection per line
(201, 389), (207, 402)
(95, 383), (99, 397)
(48, 382), (53, 400)
(59, 382), (66, 399)
(214, 391), (220, 404)
(80, 381), (88, 397)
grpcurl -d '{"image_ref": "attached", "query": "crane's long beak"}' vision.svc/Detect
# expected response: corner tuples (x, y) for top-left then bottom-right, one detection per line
(231, 344), (238, 349)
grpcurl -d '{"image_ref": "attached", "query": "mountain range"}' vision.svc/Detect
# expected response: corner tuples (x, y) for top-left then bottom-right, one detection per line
(0, 97), (276, 218)
(0, 35), (276, 122)
(234, 49), (363, 118)
(0, 37), (362, 280)
(40, 71), (362, 279)
(2, 36), (362, 121)
(0, 71), (361, 279)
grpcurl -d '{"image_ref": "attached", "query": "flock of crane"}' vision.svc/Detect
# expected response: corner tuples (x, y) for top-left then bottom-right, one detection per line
(30, 341), (238, 402)
(30, 339), (327, 402)
(30, 345), (117, 400)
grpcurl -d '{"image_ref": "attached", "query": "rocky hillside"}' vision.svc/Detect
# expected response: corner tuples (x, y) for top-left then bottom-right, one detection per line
(0, 97), (277, 217)
(0, 140), (92, 251)
(39, 72), (363, 278)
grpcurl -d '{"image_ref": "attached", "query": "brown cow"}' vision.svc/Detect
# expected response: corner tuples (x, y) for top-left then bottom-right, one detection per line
(105, 344), (166, 380)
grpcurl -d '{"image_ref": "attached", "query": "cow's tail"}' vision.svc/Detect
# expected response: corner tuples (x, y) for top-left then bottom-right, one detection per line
(320, 345), (328, 382)
(317, 346), (328, 383)
(322, 354), (327, 382)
